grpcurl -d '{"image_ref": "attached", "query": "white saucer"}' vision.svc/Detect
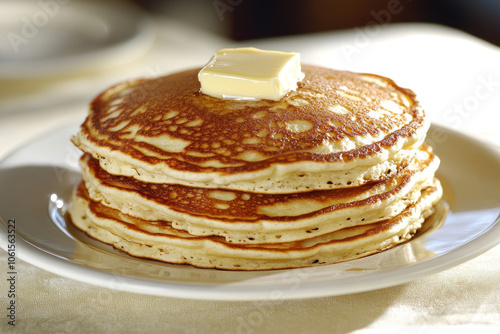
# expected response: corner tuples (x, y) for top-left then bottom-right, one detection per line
(0, 0), (155, 79)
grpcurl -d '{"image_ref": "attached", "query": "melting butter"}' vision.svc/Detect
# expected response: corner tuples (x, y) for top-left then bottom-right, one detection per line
(198, 47), (304, 101)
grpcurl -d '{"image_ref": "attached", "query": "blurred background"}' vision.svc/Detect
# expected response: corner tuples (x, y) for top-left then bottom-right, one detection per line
(2, 0), (500, 155)
(135, 0), (500, 46)
(1, 0), (499, 81)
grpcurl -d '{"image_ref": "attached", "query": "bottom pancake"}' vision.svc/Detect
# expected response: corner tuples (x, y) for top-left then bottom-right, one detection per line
(68, 179), (443, 270)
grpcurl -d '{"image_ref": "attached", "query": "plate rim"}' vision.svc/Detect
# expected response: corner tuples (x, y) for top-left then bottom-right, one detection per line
(1, 121), (500, 300)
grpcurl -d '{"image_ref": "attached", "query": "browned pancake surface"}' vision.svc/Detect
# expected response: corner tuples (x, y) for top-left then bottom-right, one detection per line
(78, 66), (425, 174)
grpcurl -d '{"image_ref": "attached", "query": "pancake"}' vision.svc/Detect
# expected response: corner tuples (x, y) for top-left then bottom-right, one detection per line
(72, 65), (429, 193)
(68, 179), (442, 270)
(78, 144), (439, 244)
(68, 61), (444, 270)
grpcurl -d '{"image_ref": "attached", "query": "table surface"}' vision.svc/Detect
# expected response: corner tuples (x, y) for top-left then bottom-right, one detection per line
(1, 14), (500, 334)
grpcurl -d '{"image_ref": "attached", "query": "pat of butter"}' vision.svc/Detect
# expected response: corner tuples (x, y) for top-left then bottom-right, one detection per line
(198, 47), (304, 101)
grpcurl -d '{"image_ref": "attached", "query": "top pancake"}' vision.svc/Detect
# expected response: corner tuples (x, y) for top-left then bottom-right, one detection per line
(72, 65), (429, 193)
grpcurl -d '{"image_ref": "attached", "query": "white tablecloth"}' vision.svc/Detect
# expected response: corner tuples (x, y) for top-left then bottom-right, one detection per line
(1, 17), (499, 333)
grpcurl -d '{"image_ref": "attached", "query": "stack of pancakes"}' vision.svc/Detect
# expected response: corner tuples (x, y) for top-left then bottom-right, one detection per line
(69, 65), (442, 270)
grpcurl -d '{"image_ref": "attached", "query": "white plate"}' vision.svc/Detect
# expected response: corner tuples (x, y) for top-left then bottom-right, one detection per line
(0, 0), (155, 79)
(1, 122), (500, 300)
